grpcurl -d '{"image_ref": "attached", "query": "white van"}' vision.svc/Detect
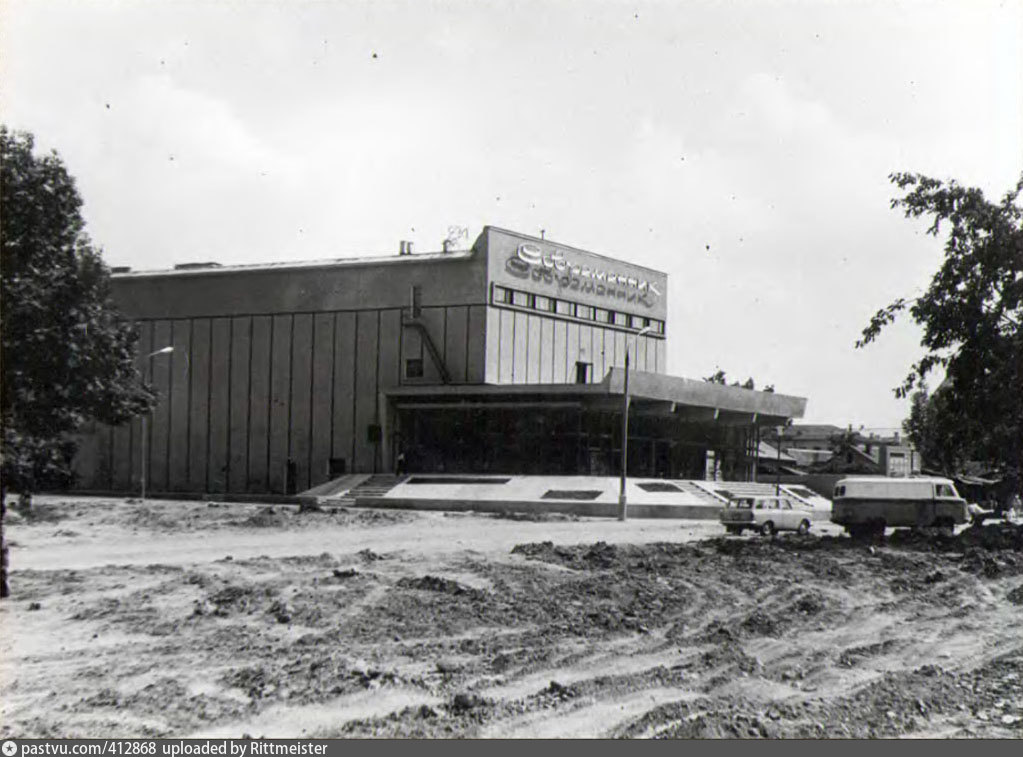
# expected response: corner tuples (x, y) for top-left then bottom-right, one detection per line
(830, 476), (967, 537)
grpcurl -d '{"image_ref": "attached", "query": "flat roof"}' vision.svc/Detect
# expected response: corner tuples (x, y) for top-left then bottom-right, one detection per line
(111, 249), (476, 279)
(388, 369), (807, 424)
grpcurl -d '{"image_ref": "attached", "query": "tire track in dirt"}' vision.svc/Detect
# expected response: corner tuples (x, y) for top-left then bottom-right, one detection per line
(4, 500), (1022, 738)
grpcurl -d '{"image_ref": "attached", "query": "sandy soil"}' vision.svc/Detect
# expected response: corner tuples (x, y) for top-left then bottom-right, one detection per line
(1, 495), (1021, 739)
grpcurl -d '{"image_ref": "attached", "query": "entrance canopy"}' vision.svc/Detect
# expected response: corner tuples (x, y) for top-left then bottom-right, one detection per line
(388, 369), (806, 427)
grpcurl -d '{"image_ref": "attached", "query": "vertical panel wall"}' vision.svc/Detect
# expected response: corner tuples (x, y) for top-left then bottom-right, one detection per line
(512, 312), (528, 383)
(444, 306), (469, 383)
(168, 320), (192, 490)
(484, 306), (501, 384)
(289, 314), (314, 492)
(88, 253), (487, 493)
(353, 311), (380, 473)
(134, 322), (152, 493)
(539, 319), (554, 383)
(268, 315), (292, 493)
(208, 318), (232, 493)
(332, 312), (356, 477)
(247, 316), (272, 492)
(498, 309), (514, 383)
(187, 320), (210, 491)
(89, 299), (663, 494)
(580, 324), (596, 380)
(310, 313), (335, 486)
(482, 305), (667, 387)
(552, 320), (567, 383)
(566, 322), (580, 381)
(148, 321), (173, 491)
(377, 309), (402, 471)
(228, 317), (252, 492)
(526, 316), (542, 384)
(466, 305), (488, 384)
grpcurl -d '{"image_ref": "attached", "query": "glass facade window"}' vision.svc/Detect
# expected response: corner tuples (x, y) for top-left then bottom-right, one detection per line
(535, 295), (554, 312)
(492, 285), (665, 336)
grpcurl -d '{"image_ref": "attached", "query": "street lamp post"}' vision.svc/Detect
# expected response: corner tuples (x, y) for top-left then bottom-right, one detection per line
(140, 346), (174, 501)
(619, 326), (653, 521)
(775, 425), (784, 496)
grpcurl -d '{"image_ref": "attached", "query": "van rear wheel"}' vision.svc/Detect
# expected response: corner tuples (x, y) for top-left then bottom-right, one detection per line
(760, 521), (775, 537)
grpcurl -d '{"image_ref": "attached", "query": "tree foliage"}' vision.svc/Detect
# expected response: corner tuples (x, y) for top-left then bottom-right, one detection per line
(1, 127), (154, 495)
(902, 383), (970, 476)
(859, 172), (1023, 482)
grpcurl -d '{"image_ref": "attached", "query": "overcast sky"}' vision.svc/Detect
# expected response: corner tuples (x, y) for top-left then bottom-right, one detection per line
(3, 0), (1020, 429)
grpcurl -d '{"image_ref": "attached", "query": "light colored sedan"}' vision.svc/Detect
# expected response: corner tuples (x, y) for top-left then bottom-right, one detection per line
(719, 495), (814, 536)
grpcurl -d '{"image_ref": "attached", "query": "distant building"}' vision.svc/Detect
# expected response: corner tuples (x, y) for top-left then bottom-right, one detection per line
(768, 424), (920, 477)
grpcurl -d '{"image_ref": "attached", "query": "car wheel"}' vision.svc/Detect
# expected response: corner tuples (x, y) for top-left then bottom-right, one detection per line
(759, 521), (775, 537)
(797, 519), (810, 535)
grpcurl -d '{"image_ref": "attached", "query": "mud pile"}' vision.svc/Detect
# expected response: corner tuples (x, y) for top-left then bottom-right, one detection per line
(5, 504), (1022, 739)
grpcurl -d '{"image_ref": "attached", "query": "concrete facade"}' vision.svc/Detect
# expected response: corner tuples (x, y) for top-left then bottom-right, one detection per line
(73, 227), (694, 494)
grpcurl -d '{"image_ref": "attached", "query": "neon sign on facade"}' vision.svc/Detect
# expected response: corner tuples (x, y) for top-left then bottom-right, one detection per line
(511, 243), (663, 303)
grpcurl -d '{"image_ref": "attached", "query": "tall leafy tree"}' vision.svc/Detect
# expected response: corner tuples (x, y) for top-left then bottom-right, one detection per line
(1, 126), (154, 597)
(901, 383), (970, 475)
(858, 172), (1023, 489)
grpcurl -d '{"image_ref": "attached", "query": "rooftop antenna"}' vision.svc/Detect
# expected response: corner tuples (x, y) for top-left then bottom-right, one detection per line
(443, 225), (468, 252)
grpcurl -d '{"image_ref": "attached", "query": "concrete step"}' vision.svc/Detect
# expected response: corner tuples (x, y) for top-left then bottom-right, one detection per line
(302, 473), (370, 498)
(325, 474), (408, 504)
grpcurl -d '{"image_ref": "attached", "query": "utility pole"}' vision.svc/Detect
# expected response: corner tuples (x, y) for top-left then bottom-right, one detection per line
(619, 326), (653, 521)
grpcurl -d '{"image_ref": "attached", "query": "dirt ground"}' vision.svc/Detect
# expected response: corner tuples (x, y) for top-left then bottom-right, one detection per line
(1, 496), (1022, 739)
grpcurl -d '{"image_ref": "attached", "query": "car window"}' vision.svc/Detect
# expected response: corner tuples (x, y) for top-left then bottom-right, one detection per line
(755, 502), (764, 510)
(835, 485), (846, 497)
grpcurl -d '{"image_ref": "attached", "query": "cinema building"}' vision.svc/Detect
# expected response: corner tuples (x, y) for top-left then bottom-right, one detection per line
(73, 227), (807, 496)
